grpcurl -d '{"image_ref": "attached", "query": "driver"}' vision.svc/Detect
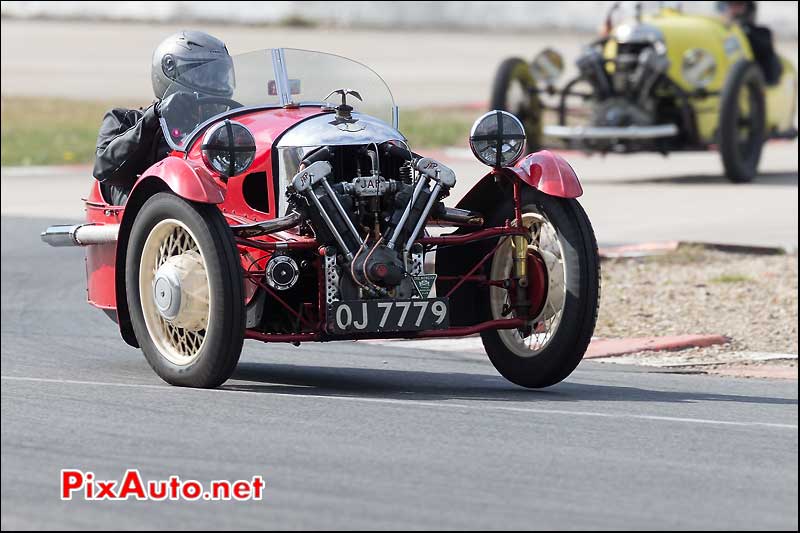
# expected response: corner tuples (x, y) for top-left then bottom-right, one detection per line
(93, 31), (234, 205)
(717, 1), (783, 84)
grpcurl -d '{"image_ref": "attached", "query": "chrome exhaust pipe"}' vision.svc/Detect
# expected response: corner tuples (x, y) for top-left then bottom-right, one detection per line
(387, 157), (457, 251)
(404, 181), (443, 254)
(232, 211), (303, 238)
(41, 224), (119, 247)
(386, 171), (429, 250)
(544, 123), (679, 140)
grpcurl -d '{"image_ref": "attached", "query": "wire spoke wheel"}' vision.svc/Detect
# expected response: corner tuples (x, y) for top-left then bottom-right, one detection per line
(139, 219), (211, 366)
(490, 209), (567, 357)
(479, 190), (599, 389)
(126, 193), (244, 388)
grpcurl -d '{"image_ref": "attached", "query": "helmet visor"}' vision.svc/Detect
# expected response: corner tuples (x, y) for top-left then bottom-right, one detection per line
(172, 55), (235, 97)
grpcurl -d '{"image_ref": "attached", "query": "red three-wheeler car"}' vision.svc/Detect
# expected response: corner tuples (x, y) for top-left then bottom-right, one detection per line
(42, 48), (600, 389)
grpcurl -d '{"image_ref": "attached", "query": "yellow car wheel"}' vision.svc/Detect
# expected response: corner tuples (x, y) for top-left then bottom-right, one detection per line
(719, 60), (767, 183)
(491, 57), (543, 154)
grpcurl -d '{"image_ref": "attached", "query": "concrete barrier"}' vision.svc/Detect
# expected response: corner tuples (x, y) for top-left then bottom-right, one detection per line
(2, 1), (797, 37)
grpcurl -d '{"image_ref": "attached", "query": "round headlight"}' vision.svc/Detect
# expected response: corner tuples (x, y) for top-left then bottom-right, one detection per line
(201, 120), (256, 178)
(531, 48), (565, 86)
(469, 110), (526, 168)
(682, 48), (717, 89)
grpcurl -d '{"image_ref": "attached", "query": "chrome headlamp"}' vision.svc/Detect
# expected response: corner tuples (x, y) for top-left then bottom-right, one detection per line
(201, 120), (256, 178)
(682, 48), (717, 89)
(469, 110), (526, 168)
(531, 48), (565, 86)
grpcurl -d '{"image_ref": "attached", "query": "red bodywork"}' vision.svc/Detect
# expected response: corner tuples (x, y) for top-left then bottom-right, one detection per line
(511, 150), (583, 199)
(82, 107), (583, 344)
(131, 157), (225, 205)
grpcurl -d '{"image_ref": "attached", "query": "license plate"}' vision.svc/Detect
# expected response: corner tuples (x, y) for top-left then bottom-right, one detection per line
(327, 298), (450, 334)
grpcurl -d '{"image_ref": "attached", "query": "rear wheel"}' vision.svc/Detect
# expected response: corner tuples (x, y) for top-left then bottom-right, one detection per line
(558, 77), (596, 127)
(126, 192), (245, 388)
(480, 188), (600, 388)
(491, 57), (543, 153)
(719, 61), (766, 183)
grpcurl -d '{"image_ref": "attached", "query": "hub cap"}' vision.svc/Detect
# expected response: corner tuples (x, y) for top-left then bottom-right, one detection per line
(154, 263), (182, 320)
(139, 219), (211, 366)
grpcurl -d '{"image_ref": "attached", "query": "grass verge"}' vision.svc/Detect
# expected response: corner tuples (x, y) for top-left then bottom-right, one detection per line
(1, 96), (134, 166)
(399, 107), (476, 150)
(1, 96), (476, 166)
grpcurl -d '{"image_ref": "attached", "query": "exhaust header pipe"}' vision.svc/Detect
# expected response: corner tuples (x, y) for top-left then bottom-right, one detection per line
(41, 224), (119, 247)
(231, 211), (303, 238)
(433, 206), (484, 226)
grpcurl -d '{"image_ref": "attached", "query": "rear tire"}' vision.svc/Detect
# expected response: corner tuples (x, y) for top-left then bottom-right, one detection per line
(491, 57), (543, 154)
(480, 187), (600, 388)
(558, 76), (595, 127)
(719, 60), (766, 183)
(126, 192), (245, 388)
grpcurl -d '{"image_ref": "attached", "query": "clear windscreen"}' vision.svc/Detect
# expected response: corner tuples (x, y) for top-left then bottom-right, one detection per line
(613, 1), (725, 19)
(159, 48), (396, 148)
(281, 48), (396, 125)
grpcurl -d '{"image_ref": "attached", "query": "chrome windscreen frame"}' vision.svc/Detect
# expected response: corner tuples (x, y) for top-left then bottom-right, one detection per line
(271, 48), (293, 107)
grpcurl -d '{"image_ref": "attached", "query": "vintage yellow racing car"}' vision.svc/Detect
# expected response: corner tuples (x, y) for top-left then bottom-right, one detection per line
(491, 3), (797, 182)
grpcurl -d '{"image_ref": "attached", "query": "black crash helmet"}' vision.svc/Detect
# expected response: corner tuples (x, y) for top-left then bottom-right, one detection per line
(151, 30), (235, 99)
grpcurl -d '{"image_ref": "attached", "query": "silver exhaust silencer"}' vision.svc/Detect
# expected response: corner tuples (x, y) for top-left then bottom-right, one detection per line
(41, 224), (119, 247)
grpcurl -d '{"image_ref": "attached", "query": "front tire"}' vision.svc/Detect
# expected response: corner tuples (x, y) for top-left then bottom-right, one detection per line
(480, 188), (600, 388)
(719, 60), (766, 183)
(126, 192), (245, 388)
(491, 57), (543, 154)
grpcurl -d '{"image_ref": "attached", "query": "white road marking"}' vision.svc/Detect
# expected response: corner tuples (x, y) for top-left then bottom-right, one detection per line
(362, 336), (484, 354)
(2, 375), (797, 430)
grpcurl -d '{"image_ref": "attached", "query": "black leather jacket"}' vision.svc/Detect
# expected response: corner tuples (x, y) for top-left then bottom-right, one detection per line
(743, 24), (783, 85)
(93, 103), (171, 202)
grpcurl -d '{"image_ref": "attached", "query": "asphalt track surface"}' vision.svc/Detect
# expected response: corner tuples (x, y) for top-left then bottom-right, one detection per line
(1, 216), (797, 530)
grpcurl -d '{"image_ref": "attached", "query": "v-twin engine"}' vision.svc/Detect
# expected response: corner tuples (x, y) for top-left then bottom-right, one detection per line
(288, 146), (456, 299)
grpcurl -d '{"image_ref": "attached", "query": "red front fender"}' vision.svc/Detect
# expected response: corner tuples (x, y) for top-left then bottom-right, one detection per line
(132, 156), (225, 204)
(112, 156), (225, 348)
(455, 150), (583, 215)
(509, 150), (583, 198)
